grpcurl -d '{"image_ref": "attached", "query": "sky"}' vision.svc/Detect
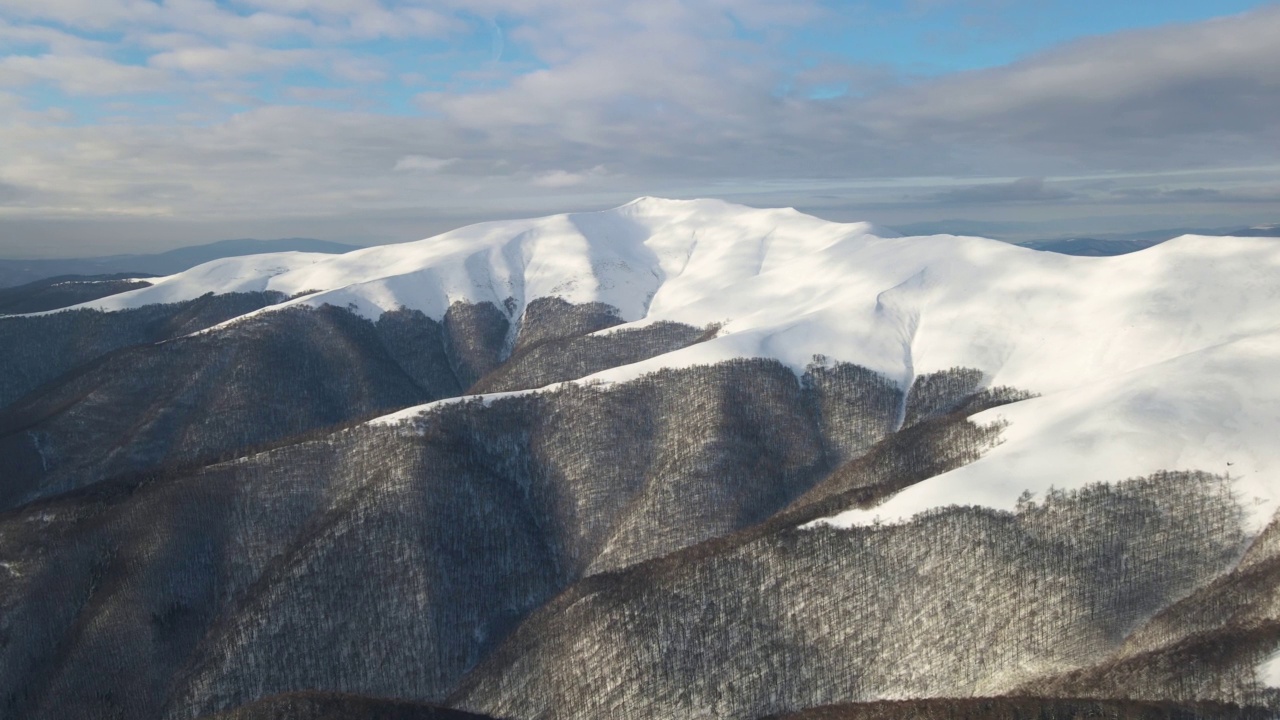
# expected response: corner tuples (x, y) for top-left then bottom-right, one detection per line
(1, 0), (1279, 257)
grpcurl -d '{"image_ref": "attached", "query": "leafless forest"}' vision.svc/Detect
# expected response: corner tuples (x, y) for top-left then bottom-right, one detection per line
(0, 296), (1274, 720)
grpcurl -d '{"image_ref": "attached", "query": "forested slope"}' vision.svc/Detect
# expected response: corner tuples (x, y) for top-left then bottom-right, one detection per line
(0, 356), (1006, 720)
(0, 291), (285, 411)
(0, 298), (717, 510)
(2, 198), (1279, 720)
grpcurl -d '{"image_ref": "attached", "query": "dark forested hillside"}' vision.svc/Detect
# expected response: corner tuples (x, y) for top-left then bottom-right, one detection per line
(0, 274), (155, 316)
(1021, 511), (1280, 707)
(764, 697), (1271, 720)
(199, 692), (498, 720)
(0, 329), (1021, 720)
(203, 694), (1270, 720)
(0, 299), (718, 510)
(449, 472), (1253, 720)
(0, 304), (440, 509)
(1, 285), (1277, 720)
(0, 291), (287, 411)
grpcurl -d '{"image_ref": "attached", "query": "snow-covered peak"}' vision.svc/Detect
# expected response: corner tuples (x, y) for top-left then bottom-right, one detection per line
(51, 198), (1280, 402)
(65, 197), (887, 328)
(44, 199), (1280, 531)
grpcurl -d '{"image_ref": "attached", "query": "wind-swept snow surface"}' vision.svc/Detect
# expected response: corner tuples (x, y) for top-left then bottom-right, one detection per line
(57, 198), (1280, 529)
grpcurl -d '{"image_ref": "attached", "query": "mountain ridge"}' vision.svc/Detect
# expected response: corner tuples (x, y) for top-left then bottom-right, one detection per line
(3, 198), (1280, 719)
(0, 238), (362, 289)
(27, 198), (1280, 531)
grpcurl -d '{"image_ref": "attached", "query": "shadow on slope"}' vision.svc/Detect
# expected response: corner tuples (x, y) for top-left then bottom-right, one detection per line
(765, 697), (1270, 720)
(0, 305), (452, 509)
(0, 357), (1016, 720)
(199, 692), (498, 720)
(0, 298), (722, 510)
(1019, 510), (1280, 709)
(449, 472), (1249, 720)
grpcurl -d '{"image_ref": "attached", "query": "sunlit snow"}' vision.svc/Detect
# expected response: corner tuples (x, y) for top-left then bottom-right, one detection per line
(52, 197), (1280, 531)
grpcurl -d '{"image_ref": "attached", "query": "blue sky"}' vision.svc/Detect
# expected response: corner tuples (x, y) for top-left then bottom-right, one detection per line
(1, 0), (1279, 255)
(799, 1), (1276, 74)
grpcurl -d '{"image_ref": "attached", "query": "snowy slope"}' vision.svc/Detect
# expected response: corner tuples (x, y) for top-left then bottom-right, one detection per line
(41, 250), (337, 313)
(816, 327), (1280, 531)
(55, 197), (1280, 529)
(62, 198), (887, 336)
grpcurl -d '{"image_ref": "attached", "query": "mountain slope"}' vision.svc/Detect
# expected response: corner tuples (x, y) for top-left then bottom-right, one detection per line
(3, 198), (1280, 720)
(54, 197), (1280, 529)
(1015, 224), (1280, 257)
(447, 470), (1252, 720)
(0, 297), (727, 509)
(0, 305), (447, 508)
(0, 238), (360, 289)
(0, 274), (155, 316)
(765, 697), (1269, 720)
(0, 356), (967, 720)
(0, 290), (290, 412)
(201, 692), (498, 720)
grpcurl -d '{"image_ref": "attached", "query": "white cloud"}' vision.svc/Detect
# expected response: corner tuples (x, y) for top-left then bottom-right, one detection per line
(284, 85), (356, 102)
(929, 177), (1075, 203)
(857, 6), (1280, 172)
(0, 18), (111, 54)
(393, 155), (457, 172)
(0, 0), (159, 31)
(344, 5), (458, 40)
(329, 55), (386, 82)
(0, 54), (171, 94)
(2, 0), (1280, 253)
(149, 44), (319, 76)
(533, 166), (608, 188)
(0, 0), (457, 42)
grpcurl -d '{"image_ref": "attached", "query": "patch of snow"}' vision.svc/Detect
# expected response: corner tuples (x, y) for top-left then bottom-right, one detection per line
(1258, 646), (1280, 688)
(27, 431), (50, 473)
(367, 384), (587, 428)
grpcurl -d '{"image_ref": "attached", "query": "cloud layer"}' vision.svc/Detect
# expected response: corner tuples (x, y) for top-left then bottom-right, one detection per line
(1, 1), (1279, 254)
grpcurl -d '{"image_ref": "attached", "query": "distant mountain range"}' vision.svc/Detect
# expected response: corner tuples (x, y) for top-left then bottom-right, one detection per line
(2, 199), (1279, 720)
(0, 237), (361, 289)
(1015, 224), (1280, 256)
(1013, 226), (1274, 257)
(889, 221), (1280, 257)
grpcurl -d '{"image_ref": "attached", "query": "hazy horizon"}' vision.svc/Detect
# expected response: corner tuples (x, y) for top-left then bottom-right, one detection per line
(1, 192), (1277, 261)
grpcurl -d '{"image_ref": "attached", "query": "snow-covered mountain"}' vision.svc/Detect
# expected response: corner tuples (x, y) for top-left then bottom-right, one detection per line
(63, 197), (1280, 530)
(5, 198), (1280, 720)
